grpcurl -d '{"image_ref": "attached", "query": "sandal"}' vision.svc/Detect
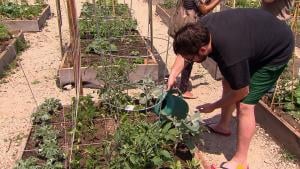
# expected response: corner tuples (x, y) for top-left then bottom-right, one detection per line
(220, 162), (249, 169)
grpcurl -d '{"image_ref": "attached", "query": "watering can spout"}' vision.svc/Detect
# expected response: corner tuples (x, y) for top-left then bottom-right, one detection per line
(153, 89), (189, 120)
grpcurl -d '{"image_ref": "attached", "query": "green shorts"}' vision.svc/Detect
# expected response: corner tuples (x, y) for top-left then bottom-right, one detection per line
(242, 64), (287, 105)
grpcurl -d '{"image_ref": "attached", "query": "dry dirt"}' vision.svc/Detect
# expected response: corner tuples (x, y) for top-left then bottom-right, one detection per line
(0, 0), (298, 168)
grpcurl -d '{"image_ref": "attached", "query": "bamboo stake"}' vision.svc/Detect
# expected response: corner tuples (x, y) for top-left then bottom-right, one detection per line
(66, 0), (75, 61)
(148, 0), (153, 51)
(112, 0), (116, 16)
(291, 3), (299, 105)
(93, 0), (96, 17)
(56, 0), (64, 58)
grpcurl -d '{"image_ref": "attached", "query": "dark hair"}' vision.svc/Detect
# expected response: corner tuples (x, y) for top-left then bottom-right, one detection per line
(173, 23), (210, 56)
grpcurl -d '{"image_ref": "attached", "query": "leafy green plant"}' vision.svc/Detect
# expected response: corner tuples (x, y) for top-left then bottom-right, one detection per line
(70, 95), (108, 142)
(267, 67), (300, 122)
(84, 146), (103, 169)
(169, 160), (183, 169)
(108, 119), (180, 168)
(226, 0), (260, 8)
(81, 2), (131, 19)
(32, 98), (62, 124)
(32, 108), (52, 124)
(161, 0), (176, 9)
(43, 161), (64, 169)
(0, 2), (44, 20)
(33, 125), (58, 141)
(99, 76), (163, 112)
(15, 37), (28, 53)
(0, 23), (11, 41)
(40, 98), (62, 114)
(186, 158), (202, 169)
(38, 139), (64, 160)
(129, 50), (140, 56)
(14, 157), (40, 169)
(80, 17), (137, 39)
(85, 38), (118, 54)
(136, 77), (163, 106)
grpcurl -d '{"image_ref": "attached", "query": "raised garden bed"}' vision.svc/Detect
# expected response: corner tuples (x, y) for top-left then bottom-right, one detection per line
(155, 4), (174, 26)
(0, 4), (51, 32)
(0, 30), (25, 73)
(58, 33), (160, 88)
(256, 66), (300, 158)
(255, 100), (300, 158)
(17, 96), (205, 169)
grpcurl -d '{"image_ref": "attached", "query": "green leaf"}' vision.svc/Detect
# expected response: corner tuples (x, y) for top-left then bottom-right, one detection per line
(296, 98), (300, 106)
(152, 156), (163, 166)
(160, 150), (172, 159)
(295, 86), (300, 97)
(183, 139), (197, 153)
(284, 102), (295, 111)
(162, 122), (172, 133)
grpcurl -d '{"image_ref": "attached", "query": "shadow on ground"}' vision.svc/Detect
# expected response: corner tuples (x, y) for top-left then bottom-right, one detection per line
(196, 114), (238, 161)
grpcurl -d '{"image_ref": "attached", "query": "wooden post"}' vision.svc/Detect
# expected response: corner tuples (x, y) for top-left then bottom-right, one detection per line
(66, 0), (83, 95)
(66, 0), (75, 60)
(112, 0), (116, 16)
(56, 0), (64, 58)
(93, 0), (96, 17)
(148, 0), (153, 51)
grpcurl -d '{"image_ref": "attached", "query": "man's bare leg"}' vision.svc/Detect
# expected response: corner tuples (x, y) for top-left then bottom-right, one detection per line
(223, 103), (256, 168)
(208, 79), (235, 134)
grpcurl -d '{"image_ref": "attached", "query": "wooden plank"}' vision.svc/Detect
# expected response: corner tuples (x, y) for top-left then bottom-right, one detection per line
(0, 5), (51, 32)
(0, 31), (24, 73)
(255, 101), (300, 158)
(155, 4), (171, 26)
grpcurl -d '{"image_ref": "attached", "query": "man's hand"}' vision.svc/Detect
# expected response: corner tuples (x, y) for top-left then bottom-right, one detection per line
(196, 103), (216, 113)
(167, 75), (176, 91)
(166, 55), (186, 90)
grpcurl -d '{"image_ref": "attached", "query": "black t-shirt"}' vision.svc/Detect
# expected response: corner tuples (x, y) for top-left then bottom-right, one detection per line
(200, 8), (294, 90)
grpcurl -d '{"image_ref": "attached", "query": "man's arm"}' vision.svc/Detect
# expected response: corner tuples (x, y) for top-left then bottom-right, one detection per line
(197, 86), (249, 113)
(167, 55), (186, 90)
(197, 0), (220, 14)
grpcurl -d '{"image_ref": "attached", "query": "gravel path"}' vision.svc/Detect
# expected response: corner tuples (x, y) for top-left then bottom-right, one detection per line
(0, 0), (298, 168)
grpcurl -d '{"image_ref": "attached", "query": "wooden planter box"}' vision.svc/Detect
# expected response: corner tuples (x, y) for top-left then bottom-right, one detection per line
(155, 4), (172, 26)
(58, 43), (159, 88)
(0, 31), (24, 73)
(20, 105), (208, 168)
(255, 101), (300, 158)
(0, 5), (51, 32)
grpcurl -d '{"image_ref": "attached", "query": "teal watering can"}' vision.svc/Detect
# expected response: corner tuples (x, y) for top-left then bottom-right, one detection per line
(153, 89), (189, 120)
